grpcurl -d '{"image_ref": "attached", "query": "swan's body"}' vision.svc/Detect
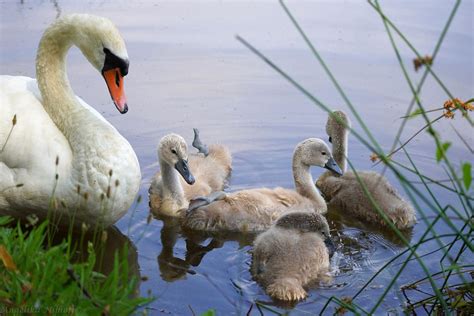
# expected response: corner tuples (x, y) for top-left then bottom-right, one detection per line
(316, 111), (416, 229)
(183, 138), (342, 232)
(149, 133), (231, 216)
(251, 212), (332, 301)
(0, 15), (140, 226)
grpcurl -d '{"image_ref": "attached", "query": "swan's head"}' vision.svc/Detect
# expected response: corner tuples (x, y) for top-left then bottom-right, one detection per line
(326, 110), (351, 144)
(158, 134), (195, 185)
(275, 212), (335, 255)
(294, 138), (343, 175)
(63, 14), (130, 114)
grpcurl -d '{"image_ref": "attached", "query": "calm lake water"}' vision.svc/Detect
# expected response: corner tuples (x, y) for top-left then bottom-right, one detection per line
(1, 1), (472, 314)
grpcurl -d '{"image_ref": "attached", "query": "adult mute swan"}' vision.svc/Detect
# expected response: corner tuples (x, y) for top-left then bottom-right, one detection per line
(252, 212), (333, 301)
(149, 130), (232, 217)
(183, 138), (342, 232)
(0, 14), (140, 226)
(316, 111), (416, 229)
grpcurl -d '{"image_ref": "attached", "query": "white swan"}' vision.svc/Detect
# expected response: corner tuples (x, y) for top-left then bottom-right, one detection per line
(0, 14), (141, 226)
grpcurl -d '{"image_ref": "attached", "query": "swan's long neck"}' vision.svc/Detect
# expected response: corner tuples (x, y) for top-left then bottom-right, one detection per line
(36, 17), (120, 152)
(331, 127), (348, 173)
(292, 156), (326, 210)
(36, 19), (89, 138)
(159, 158), (186, 207)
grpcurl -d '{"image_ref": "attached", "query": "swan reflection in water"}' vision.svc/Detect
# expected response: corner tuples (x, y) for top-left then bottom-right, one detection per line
(326, 204), (414, 247)
(155, 214), (255, 282)
(50, 224), (141, 284)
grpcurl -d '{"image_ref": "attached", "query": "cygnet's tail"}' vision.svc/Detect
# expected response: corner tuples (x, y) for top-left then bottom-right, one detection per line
(266, 278), (307, 301)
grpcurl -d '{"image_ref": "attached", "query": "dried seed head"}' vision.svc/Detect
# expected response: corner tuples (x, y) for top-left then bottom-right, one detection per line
(52, 198), (58, 209)
(55, 156), (59, 166)
(77, 185), (81, 194)
(106, 186), (111, 199)
(370, 153), (379, 162)
(16, 183), (24, 188)
(109, 169), (113, 177)
(115, 179), (120, 187)
(60, 200), (67, 208)
(101, 231), (108, 243)
(81, 222), (89, 232)
(83, 192), (89, 200)
(12, 114), (17, 126)
(100, 193), (105, 200)
(55, 173), (59, 180)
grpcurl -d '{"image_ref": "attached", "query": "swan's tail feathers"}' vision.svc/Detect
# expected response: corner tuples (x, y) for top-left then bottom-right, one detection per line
(192, 128), (209, 156)
(266, 278), (307, 301)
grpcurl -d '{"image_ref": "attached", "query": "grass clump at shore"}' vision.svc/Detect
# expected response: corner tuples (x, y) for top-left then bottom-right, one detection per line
(0, 216), (151, 315)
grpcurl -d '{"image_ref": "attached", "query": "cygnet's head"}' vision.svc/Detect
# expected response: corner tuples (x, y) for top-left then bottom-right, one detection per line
(326, 110), (351, 144)
(276, 212), (335, 256)
(158, 134), (195, 185)
(52, 14), (129, 113)
(293, 138), (343, 175)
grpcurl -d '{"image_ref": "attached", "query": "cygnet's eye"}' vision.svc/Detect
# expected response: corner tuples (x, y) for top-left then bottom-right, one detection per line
(329, 137), (332, 143)
(321, 152), (327, 155)
(171, 149), (177, 155)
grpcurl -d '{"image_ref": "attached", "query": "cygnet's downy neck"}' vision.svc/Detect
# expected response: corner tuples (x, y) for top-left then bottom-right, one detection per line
(331, 126), (348, 173)
(159, 157), (186, 207)
(292, 156), (326, 210)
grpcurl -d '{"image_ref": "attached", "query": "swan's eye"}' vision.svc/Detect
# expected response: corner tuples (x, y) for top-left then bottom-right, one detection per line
(171, 149), (177, 155)
(329, 137), (332, 143)
(321, 152), (327, 155)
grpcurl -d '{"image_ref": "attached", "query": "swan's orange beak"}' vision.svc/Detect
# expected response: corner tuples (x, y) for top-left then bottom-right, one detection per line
(103, 68), (128, 114)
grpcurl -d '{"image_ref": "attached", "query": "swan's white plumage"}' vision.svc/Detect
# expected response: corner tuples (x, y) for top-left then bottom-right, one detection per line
(0, 14), (140, 226)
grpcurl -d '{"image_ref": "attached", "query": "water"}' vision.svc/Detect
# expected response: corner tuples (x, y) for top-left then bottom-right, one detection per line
(1, 1), (472, 314)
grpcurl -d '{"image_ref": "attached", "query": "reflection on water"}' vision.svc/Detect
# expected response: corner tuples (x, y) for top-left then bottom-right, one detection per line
(1, 0), (472, 313)
(156, 213), (255, 283)
(327, 205), (414, 247)
(50, 225), (140, 286)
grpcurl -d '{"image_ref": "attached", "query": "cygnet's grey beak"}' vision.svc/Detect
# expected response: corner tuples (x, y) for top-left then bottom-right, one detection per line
(175, 159), (195, 185)
(324, 157), (343, 176)
(324, 236), (336, 258)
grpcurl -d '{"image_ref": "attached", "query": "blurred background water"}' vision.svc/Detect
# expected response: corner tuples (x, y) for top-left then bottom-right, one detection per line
(1, 0), (472, 314)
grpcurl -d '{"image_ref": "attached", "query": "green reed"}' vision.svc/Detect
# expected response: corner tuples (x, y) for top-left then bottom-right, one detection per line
(237, 0), (473, 314)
